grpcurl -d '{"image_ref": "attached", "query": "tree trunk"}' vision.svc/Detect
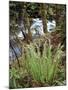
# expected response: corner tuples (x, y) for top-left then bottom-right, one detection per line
(40, 3), (47, 33)
(18, 6), (32, 43)
(23, 9), (32, 43)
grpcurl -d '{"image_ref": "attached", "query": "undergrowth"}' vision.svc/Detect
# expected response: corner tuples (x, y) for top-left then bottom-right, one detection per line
(24, 40), (63, 85)
(9, 39), (65, 88)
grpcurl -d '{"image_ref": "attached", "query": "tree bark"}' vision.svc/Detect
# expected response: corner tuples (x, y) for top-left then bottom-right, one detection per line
(40, 3), (47, 33)
(23, 9), (32, 43)
(18, 5), (32, 43)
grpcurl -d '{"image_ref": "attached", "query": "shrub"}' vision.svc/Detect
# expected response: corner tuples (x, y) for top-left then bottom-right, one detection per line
(24, 40), (63, 85)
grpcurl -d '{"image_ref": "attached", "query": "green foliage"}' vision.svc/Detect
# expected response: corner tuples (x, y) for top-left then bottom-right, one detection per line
(24, 41), (63, 84)
(9, 40), (65, 88)
(9, 67), (21, 88)
(9, 1), (66, 88)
